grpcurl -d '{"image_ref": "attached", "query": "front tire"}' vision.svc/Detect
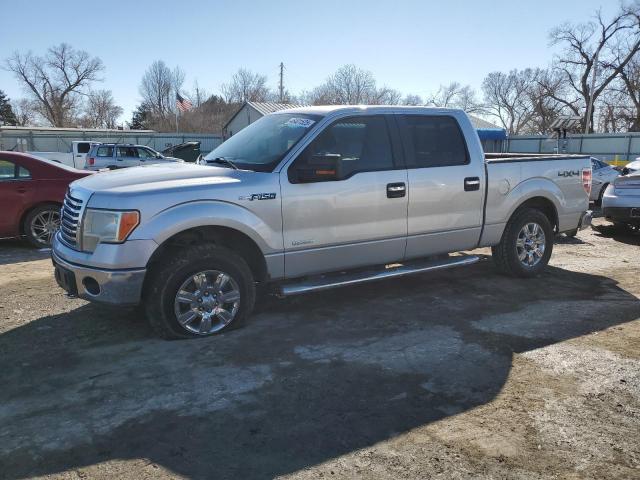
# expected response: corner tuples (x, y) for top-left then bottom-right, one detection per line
(492, 208), (554, 277)
(144, 244), (256, 339)
(23, 203), (61, 248)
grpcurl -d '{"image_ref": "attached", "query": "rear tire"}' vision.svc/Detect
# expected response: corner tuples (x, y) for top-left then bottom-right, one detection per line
(144, 244), (256, 339)
(492, 208), (554, 277)
(23, 203), (61, 248)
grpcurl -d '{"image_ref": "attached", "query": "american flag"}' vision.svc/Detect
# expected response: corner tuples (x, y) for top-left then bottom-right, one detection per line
(176, 92), (193, 112)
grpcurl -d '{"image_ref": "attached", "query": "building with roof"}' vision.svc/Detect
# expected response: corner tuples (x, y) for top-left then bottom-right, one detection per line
(223, 102), (506, 151)
(223, 102), (307, 138)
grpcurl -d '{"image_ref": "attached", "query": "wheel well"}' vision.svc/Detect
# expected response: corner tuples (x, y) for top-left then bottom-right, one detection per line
(147, 226), (268, 283)
(513, 197), (558, 231)
(19, 202), (61, 235)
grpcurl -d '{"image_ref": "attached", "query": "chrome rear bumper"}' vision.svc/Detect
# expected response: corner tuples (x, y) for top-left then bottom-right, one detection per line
(578, 210), (592, 230)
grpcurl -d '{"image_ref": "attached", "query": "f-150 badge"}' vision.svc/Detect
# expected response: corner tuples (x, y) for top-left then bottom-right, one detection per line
(238, 193), (277, 201)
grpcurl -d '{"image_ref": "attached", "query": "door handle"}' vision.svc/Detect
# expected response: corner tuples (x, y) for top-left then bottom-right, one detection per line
(387, 182), (406, 198)
(16, 186), (27, 193)
(464, 177), (481, 192)
(116, 158), (123, 161)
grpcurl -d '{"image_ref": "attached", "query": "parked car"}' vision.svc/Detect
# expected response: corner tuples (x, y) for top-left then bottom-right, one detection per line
(590, 157), (620, 204)
(51, 106), (592, 339)
(27, 141), (99, 169)
(162, 141), (201, 162)
(84, 144), (183, 170)
(622, 157), (640, 175)
(0, 152), (92, 247)
(601, 172), (640, 232)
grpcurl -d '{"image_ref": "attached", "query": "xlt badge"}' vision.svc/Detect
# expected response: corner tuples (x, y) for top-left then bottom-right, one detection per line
(238, 193), (277, 201)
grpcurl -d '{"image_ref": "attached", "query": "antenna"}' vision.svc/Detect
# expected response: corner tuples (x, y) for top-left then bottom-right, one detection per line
(279, 62), (284, 103)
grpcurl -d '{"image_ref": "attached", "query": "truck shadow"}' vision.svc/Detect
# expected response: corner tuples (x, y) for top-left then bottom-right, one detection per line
(1, 259), (639, 479)
(0, 239), (50, 266)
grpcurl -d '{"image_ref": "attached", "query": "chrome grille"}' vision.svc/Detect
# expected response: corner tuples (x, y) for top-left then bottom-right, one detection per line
(59, 192), (83, 249)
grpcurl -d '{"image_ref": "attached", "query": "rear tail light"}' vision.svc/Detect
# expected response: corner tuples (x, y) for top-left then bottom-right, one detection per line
(87, 157), (95, 166)
(582, 168), (592, 196)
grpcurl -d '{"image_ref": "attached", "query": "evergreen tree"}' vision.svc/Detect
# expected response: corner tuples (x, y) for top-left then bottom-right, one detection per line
(129, 103), (150, 130)
(0, 90), (17, 126)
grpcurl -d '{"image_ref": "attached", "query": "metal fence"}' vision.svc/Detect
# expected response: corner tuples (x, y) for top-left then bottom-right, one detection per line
(506, 133), (640, 166)
(0, 127), (223, 156)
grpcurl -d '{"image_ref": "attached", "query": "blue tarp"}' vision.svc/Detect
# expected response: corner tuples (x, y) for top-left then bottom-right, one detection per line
(477, 128), (507, 141)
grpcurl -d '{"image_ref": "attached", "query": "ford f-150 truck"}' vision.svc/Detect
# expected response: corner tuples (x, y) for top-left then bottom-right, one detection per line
(51, 106), (593, 339)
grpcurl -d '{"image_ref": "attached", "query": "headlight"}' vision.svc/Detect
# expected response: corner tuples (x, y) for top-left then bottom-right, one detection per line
(81, 209), (139, 252)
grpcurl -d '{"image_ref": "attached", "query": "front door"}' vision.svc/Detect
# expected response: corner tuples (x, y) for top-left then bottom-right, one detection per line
(397, 114), (485, 259)
(0, 158), (30, 237)
(280, 115), (408, 278)
(116, 146), (139, 168)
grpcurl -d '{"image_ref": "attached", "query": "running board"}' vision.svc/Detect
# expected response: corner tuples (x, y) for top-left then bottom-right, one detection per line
(277, 255), (480, 297)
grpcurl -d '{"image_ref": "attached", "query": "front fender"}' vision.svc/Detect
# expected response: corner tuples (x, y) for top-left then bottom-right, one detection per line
(130, 200), (283, 254)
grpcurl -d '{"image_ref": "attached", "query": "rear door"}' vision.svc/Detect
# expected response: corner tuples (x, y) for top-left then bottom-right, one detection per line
(73, 142), (92, 169)
(397, 114), (485, 259)
(280, 114), (408, 278)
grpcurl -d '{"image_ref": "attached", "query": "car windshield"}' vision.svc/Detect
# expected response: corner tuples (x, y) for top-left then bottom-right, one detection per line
(204, 113), (322, 171)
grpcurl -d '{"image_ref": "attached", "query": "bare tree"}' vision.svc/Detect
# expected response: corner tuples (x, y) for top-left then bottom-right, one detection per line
(616, 52), (640, 131)
(427, 82), (483, 113)
(12, 98), (39, 126)
(402, 94), (423, 106)
(5, 43), (104, 127)
(221, 68), (269, 103)
(550, 2), (640, 132)
(482, 69), (537, 135)
(80, 90), (123, 129)
(303, 64), (400, 105)
(139, 60), (184, 122)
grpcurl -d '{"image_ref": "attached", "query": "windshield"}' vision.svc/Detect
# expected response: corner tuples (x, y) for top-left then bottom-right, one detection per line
(205, 113), (322, 171)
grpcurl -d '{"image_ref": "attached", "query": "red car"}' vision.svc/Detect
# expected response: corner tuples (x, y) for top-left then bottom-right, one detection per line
(0, 152), (92, 248)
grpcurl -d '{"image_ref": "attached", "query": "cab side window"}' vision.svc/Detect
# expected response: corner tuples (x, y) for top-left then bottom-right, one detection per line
(137, 147), (156, 159)
(0, 160), (15, 180)
(77, 142), (91, 154)
(290, 116), (394, 182)
(399, 115), (469, 168)
(18, 166), (31, 178)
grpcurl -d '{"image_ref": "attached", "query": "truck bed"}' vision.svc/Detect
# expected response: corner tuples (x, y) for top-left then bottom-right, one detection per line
(485, 153), (590, 163)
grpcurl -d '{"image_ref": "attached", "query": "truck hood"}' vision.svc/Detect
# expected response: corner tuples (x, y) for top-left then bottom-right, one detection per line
(72, 162), (241, 194)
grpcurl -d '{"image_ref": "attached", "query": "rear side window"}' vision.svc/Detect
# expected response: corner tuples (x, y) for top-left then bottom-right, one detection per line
(0, 160), (15, 179)
(77, 142), (91, 154)
(400, 115), (469, 168)
(96, 146), (114, 157)
(18, 166), (31, 178)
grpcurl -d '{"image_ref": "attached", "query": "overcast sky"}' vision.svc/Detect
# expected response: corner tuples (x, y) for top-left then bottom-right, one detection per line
(0, 0), (620, 123)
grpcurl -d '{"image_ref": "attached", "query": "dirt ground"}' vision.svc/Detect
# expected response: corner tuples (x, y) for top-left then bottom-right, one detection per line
(0, 217), (639, 480)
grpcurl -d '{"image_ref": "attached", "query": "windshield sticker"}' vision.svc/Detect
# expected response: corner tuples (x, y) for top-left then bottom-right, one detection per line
(284, 117), (316, 128)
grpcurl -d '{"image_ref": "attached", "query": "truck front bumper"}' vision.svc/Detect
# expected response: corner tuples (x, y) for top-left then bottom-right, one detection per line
(52, 251), (146, 306)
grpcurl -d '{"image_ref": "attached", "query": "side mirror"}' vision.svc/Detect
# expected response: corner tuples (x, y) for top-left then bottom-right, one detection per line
(156, 154), (163, 159)
(294, 153), (341, 183)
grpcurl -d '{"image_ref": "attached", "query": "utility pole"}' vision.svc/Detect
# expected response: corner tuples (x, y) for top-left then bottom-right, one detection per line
(279, 62), (284, 103)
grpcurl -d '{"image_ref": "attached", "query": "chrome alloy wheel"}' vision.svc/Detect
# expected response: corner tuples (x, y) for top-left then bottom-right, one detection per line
(516, 222), (546, 267)
(31, 210), (61, 246)
(173, 270), (241, 335)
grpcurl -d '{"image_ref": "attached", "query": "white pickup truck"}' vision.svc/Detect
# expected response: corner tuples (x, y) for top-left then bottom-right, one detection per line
(29, 141), (98, 169)
(52, 106), (593, 339)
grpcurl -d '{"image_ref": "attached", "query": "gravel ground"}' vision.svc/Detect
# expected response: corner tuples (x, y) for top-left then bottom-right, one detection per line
(0, 217), (638, 480)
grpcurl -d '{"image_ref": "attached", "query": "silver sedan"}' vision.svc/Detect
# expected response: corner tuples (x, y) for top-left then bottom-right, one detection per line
(601, 172), (640, 231)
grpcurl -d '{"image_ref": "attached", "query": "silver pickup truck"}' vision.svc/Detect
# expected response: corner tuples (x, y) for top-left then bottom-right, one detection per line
(52, 106), (592, 339)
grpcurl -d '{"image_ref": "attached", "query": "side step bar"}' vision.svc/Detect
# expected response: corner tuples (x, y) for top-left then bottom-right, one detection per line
(277, 255), (479, 297)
